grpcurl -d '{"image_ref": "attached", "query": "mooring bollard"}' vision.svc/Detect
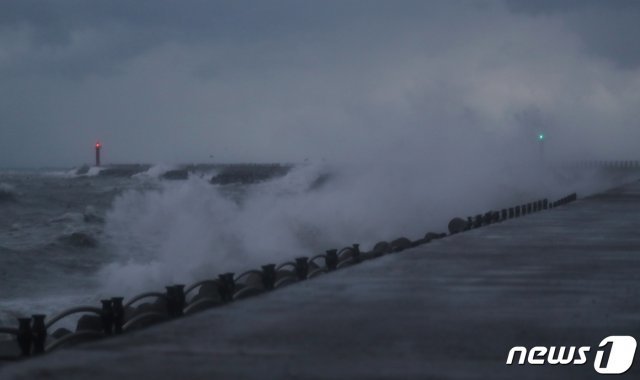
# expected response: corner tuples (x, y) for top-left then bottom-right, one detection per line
(111, 297), (124, 334)
(100, 300), (114, 335)
(223, 273), (236, 300)
(216, 275), (229, 302)
(176, 285), (186, 316)
(261, 264), (277, 289)
(31, 315), (46, 355)
(294, 257), (309, 280)
(165, 286), (176, 317)
(168, 285), (186, 317)
(217, 273), (236, 302)
(325, 249), (338, 271)
(483, 212), (493, 225)
(17, 318), (32, 357)
(352, 244), (361, 263)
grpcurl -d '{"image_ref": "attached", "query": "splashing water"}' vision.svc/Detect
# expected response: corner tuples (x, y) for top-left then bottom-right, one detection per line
(97, 160), (626, 295)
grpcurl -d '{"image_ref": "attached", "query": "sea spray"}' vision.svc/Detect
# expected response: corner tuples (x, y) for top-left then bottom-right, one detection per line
(99, 166), (326, 295)
(132, 163), (178, 180)
(97, 159), (623, 296)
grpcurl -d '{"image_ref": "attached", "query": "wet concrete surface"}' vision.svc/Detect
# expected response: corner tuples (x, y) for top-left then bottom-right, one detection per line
(2, 181), (640, 379)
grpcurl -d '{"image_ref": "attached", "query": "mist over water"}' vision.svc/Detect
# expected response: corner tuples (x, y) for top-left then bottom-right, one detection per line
(97, 151), (626, 296)
(0, 152), (634, 328)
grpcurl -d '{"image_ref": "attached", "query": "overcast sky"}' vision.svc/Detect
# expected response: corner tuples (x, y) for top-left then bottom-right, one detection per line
(1, 0), (639, 167)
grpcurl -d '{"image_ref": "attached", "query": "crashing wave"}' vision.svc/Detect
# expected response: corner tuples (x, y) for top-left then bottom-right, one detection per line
(98, 163), (335, 293)
(95, 157), (624, 296)
(132, 164), (177, 180)
(48, 165), (105, 178)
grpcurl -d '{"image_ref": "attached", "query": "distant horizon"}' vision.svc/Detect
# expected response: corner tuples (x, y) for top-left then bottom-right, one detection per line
(4, 157), (640, 173)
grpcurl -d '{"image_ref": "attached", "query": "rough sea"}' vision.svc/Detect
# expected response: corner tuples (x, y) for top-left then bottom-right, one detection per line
(0, 161), (632, 331)
(0, 166), (164, 328)
(0, 163), (328, 328)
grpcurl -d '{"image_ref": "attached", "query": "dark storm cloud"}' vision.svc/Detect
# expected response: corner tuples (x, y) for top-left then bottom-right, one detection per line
(0, 0), (275, 78)
(0, 0), (439, 79)
(0, 1), (638, 167)
(506, 0), (640, 69)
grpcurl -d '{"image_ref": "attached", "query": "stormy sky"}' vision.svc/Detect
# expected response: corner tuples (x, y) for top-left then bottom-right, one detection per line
(0, 0), (639, 167)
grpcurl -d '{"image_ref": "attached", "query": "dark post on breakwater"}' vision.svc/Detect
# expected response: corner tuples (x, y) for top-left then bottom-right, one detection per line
(95, 142), (101, 167)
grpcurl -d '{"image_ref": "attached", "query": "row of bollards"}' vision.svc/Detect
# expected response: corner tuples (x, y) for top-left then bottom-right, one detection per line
(0, 245), (364, 360)
(447, 193), (577, 235)
(576, 160), (640, 169)
(0, 192), (579, 361)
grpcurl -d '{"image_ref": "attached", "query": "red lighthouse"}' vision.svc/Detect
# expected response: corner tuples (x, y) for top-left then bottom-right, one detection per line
(95, 142), (102, 167)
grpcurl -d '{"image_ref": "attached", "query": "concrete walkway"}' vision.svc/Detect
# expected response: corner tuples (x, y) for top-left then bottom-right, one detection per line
(2, 181), (640, 379)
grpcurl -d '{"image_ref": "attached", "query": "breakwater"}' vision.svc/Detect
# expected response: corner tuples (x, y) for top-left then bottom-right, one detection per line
(3, 178), (640, 379)
(0, 190), (579, 361)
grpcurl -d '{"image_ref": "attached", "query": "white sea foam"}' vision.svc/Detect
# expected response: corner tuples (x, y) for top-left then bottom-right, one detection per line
(42, 168), (79, 178)
(86, 166), (106, 177)
(132, 164), (177, 179)
(45, 166), (106, 178)
(97, 156), (622, 296)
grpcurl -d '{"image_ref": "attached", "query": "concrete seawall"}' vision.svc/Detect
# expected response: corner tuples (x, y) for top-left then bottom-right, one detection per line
(2, 181), (640, 379)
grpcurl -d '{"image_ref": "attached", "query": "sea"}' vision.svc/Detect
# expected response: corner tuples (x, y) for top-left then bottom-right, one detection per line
(0, 161), (633, 331)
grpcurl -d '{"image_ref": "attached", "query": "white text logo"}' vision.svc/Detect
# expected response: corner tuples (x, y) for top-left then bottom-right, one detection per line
(506, 336), (637, 375)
